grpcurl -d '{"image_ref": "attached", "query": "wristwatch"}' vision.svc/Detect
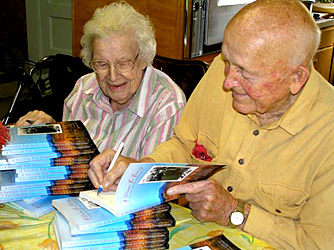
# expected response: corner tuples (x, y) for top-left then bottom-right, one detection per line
(228, 199), (245, 228)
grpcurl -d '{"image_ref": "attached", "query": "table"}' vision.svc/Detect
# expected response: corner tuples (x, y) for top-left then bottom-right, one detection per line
(0, 202), (275, 250)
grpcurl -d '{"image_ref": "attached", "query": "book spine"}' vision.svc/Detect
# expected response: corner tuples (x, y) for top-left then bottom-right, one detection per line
(1, 146), (56, 156)
(60, 242), (169, 250)
(77, 215), (134, 231)
(0, 187), (51, 198)
(15, 174), (68, 182)
(0, 194), (47, 203)
(7, 152), (61, 164)
(0, 181), (53, 191)
(62, 231), (169, 248)
(70, 223), (131, 235)
(0, 163), (89, 170)
(15, 166), (70, 175)
(2, 142), (51, 150)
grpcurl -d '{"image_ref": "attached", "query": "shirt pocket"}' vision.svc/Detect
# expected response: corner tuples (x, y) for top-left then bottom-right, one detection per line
(190, 132), (218, 164)
(254, 181), (309, 219)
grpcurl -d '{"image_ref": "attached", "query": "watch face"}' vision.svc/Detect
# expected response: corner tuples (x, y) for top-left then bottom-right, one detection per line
(231, 211), (244, 225)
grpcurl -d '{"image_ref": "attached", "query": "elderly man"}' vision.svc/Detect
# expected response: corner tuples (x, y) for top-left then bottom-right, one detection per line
(88, 0), (334, 249)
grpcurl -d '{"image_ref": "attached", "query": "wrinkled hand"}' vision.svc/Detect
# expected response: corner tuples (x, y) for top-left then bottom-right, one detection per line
(15, 110), (56, 127)
(88, 148), (138, 192)
(166, 179), (238, 226)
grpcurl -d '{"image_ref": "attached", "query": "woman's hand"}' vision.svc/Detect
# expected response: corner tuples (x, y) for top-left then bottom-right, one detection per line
(88, 148), (138, 192)
(15, 110), (56, 126)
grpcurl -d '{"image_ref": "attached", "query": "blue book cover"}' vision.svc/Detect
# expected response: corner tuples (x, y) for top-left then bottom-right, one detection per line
(80, 163), (225, 217)
(7, 195), (70, 218)
(69, 210), (175, 235)
(53, 212), (169, 248)
(52, 197), (133, 230)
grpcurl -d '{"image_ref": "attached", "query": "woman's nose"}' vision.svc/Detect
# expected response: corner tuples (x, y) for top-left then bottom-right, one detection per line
(108, 64), (121, 81)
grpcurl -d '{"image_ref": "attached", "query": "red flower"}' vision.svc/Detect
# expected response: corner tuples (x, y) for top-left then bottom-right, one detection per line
(192, 139), (212, 162)
(0, 121), (9, 150)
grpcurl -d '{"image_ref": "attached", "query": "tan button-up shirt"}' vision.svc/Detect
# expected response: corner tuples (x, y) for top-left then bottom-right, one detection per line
(148, 55), (334, 249)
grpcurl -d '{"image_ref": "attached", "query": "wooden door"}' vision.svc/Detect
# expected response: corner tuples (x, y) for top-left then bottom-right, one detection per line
(71, 0), (188, 59)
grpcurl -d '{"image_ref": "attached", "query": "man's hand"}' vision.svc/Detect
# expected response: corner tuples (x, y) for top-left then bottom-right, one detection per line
(88, 148), (138, 192)
(166, 179), (238, 226)
(15, 110), (56, 126)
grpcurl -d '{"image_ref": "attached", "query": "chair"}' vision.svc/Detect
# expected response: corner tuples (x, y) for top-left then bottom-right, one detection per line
(152, 55), (209, 99)
(2, 54), (92, 124)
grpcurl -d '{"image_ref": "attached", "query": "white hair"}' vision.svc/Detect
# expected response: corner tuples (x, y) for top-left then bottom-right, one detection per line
(80, 1), (156, 67)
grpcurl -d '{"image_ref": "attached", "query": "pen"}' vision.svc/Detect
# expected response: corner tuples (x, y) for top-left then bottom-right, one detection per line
(97, 141), (125, 196)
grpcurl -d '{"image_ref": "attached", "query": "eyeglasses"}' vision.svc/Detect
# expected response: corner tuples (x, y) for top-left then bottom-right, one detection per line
(90, 53), (139, 74)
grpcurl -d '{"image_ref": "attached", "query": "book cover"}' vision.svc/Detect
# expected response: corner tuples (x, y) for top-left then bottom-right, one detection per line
(52, 197), (173, 231)
(52, 197), (134, 230)
(3, 121), (95, 150)
(1, 146), (97, 157)
(80, 163), (225, 217)
(69, 211), (175, 235)
(7, 195), (70, 218)
(22, 195), (47, 204)
(177, 234), (241, 250)
(1, 149), (97, 164)
(53, 211), (169, 248)
(59, 242), (168, 250)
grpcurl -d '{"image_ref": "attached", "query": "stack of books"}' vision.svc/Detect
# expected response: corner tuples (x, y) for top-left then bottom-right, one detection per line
(52, 162), (226, 249)
(52, 197), (174, 250)
(0, 121), (99, 215)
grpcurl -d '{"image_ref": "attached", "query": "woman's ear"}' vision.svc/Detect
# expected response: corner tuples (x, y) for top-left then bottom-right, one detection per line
(290, 64), (310, 95)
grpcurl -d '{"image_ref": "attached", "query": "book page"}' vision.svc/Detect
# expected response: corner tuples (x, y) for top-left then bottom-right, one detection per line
(79, 190), (117, 214)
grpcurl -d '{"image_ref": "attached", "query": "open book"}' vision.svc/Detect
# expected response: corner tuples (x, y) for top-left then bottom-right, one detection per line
(80, 163), (225, 217)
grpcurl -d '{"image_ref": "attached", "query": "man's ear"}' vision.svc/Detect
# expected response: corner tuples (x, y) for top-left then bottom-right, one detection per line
(290, 64), (310, 95)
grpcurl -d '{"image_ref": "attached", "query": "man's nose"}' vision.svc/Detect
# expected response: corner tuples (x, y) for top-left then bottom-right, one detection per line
(223, 67), (241, 90)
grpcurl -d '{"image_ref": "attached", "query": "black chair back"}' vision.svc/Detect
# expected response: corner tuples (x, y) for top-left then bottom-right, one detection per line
(3, 54), (92, 124)
(153, 55), (209, 99)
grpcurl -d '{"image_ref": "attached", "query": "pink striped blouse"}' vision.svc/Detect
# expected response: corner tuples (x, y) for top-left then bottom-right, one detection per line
(62, 66), (186, 160)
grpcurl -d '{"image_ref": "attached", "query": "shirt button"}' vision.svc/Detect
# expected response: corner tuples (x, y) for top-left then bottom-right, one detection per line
(253, 130), (259, 136)
(238, 159), (244, 165)
(227, 186), (233, 192)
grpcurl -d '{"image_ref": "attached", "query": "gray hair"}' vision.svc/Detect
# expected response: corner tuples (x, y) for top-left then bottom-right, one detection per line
(80, 1), (156, 67)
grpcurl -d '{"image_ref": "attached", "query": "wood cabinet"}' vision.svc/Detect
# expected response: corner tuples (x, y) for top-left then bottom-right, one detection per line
(72, 1), (334, 73)
(314, 26), (334, 85)
(72, 0), (220, 62)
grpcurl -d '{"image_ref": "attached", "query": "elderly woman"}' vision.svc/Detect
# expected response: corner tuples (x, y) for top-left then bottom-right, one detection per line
(16, 1), (186, 159)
